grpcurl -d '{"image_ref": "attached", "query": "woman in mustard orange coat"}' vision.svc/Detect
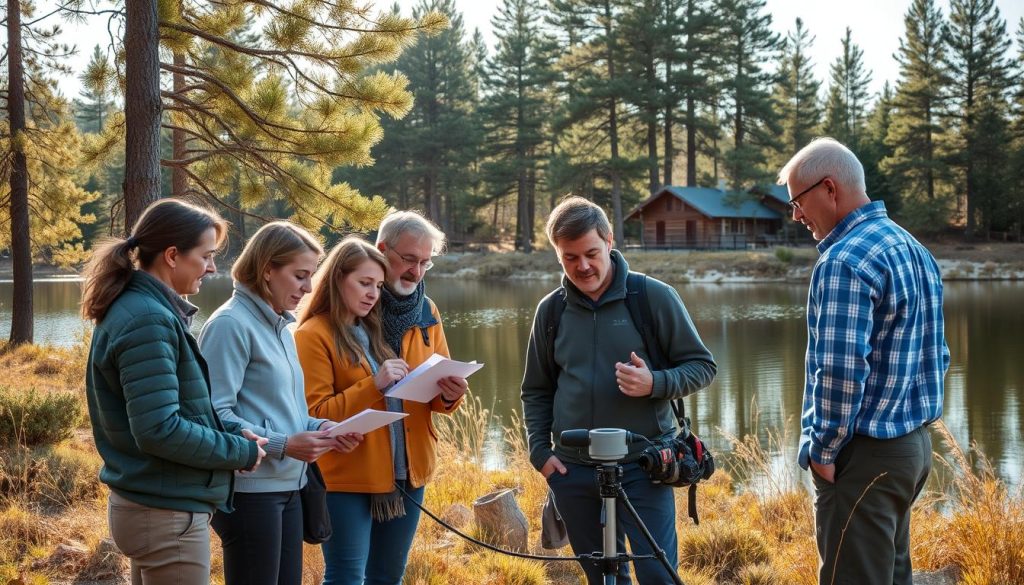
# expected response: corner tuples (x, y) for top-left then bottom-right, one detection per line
(294, 236), (457, 585)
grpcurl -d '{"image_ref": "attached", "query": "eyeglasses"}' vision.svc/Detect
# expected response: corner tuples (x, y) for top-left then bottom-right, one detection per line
(387, 247), (433, 271)
(787, 176), (828, 212)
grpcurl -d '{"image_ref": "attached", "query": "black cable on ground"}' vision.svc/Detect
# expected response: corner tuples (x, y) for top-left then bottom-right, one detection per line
(394, 483), (657, 564)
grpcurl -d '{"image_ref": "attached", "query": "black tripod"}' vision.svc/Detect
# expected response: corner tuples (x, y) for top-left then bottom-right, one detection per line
(579, 461), (686, 585)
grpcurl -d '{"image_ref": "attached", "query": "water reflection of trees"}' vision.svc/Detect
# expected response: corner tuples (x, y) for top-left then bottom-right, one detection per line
(942, 282), (1024, 481)
(6, 278), (1021, 485)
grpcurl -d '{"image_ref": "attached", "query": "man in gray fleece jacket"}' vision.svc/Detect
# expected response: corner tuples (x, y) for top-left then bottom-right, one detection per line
(521, 196), (717, 585)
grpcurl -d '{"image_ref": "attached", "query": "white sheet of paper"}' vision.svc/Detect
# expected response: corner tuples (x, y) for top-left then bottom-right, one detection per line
(385, 354), (484, 402)
(325, 409), (408, 437)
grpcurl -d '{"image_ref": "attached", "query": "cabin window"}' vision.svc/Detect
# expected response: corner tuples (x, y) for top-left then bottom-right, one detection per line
(723, 219), (746, 234)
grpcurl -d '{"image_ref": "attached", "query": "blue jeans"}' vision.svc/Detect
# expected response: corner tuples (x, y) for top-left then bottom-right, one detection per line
(320, 485), (425, 585)
(548, 461), (678, 585)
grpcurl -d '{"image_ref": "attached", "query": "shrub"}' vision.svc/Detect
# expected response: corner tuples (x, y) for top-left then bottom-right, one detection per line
(738, 563), (781, 585)
(774, 247), (794, 264)
(0, 444), (101, 507)
(678, 520), (771, 582)
(0, 387), (83, 446)
(0, 503), (49, 558)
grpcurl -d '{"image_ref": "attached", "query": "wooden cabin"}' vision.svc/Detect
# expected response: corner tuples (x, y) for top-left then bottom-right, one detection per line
(626, 186), (785, 249)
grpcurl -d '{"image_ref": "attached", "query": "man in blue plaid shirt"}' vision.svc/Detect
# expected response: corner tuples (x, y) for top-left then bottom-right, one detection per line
(778, 138), (949, 585)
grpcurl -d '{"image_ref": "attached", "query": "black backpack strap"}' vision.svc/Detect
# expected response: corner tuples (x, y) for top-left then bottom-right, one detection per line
(623, 272), (687, 427)
(623, 272), (668, 370)
(540, 286), (567, 382)
(688, 484), (699, 525)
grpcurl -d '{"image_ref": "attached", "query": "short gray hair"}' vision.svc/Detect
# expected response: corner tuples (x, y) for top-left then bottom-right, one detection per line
(546, 196), (612, 246)
(375, 210), (446, 255)
(777, 137), (866, 194)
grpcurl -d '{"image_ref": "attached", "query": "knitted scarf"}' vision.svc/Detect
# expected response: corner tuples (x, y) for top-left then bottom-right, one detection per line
(380, 280), (426, 356)
(371, 281), (425, 521)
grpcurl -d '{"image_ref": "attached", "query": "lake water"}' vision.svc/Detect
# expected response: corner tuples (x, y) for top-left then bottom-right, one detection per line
(2, 275), (1021, 487)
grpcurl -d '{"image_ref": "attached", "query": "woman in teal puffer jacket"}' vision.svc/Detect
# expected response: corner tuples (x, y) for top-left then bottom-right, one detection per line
(81, 198), (268, 585)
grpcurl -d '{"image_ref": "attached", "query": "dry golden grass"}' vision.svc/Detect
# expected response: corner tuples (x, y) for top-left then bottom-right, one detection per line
(0, 340), (89, 395)
(2, 344), (1023, 584)
(911, 421), (1024, 585)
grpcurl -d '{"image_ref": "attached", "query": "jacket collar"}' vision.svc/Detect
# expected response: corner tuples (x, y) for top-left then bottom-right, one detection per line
(130, 270), (199, 327)
(817, 201), (888, 254)
(232, 282), (295, 332)
(562, 249), (629, 308)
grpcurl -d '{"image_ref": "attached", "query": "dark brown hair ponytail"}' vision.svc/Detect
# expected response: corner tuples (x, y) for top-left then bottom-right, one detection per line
(80, 199), (227, 322)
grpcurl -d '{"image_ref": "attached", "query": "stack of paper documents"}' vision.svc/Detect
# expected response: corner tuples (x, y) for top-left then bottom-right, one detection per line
(385, 354), (484, 402)
(324, 356), (483, 438)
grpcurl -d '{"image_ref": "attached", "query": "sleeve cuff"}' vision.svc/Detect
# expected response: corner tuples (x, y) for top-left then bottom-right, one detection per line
(265, 430), (288, 460)
(308, 418), (330, 432)
(649, 370), (668, 399)
(530, 448), (553, 471)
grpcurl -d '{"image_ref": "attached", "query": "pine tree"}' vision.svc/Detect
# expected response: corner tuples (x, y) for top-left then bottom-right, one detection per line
(882, 0), (951, 230)
(480, 0), (555, 252)
(395, 0), (482, 233)
(773, 17), (821, 160)
(943, 0), (1011, 236)
(1006, 18), (1024, 237)
(823, 27), (873, 148)
(675, 0), (719, 187)
(966, 99), (1011, 234)
(73, 45), (123, 246)
(862, 83), (899, 212)
(620, 0), (667, 196)
(717, 0), (781, 191)
(80, 0), (446, 231)
(2, 1), (98, 344)
(73, 46), (115, 134)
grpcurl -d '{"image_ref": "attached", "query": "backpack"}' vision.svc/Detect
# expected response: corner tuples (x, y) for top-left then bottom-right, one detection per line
(539, 271), (714, 524)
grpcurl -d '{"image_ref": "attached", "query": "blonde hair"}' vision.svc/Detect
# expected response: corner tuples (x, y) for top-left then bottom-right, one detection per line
(232, 222), (323, 304)
(301, 236), (393, 365)
(81, 198), (227, 322)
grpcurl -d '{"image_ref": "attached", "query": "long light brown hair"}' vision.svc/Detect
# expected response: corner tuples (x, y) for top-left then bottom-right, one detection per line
(80, 199), (227, 322)
(232, 221), (323, 305)
(300, 236), (393, 365)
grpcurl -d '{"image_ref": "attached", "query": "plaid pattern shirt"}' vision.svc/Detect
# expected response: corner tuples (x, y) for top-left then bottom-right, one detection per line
(799, 201), (949, 468)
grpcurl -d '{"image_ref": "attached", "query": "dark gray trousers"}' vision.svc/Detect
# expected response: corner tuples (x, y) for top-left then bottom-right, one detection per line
(211, 490), (303, 585)
(812, 425), (932, 585)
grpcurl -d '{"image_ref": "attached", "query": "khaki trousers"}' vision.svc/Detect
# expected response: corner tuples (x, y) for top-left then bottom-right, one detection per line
(107, 490), (213, 585)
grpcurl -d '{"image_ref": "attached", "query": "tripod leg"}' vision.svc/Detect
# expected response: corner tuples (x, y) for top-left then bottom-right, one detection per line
(616, 487), (686, 585)
(602, 496), (618, 585)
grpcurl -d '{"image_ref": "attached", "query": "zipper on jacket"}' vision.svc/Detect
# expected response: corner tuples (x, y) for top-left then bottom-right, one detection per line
(590, 310), (597, 431)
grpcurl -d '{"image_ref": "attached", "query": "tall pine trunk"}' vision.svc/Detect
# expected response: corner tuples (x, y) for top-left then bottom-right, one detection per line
(604, 0), (624, 247)
(664, 57), (675, 187)
(124, 0), (162, 230)
(7, 0), (33, 345)
(517, 77), (533, 252)
(645, 57), (660, 195)
(684, 0), (697, 187)
(517, 167), (531, 252)
(171, 52), (188, 198)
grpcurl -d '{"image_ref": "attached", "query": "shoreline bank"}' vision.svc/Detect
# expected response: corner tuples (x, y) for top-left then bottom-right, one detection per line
(4, 244), (1024, 284)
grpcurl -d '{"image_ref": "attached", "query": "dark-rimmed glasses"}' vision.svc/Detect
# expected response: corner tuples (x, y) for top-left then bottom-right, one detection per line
(788, 176), (828, 212)
(386, 247), (434, 271)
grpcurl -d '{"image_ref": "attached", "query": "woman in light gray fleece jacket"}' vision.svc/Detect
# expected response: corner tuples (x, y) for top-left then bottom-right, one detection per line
(198, 222), (362, 585)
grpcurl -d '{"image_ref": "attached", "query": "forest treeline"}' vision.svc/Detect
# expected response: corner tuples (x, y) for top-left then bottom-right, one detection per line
(2, 0), (1024, 343)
